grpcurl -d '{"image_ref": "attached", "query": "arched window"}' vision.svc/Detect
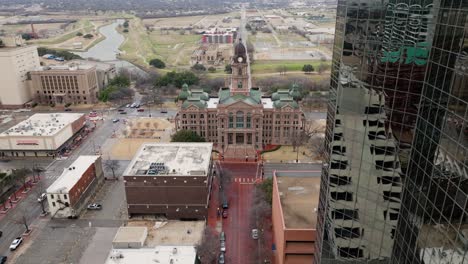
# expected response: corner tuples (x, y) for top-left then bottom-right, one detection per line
(238, 68), (242, 76)
(236, 111), (244, 128)
(200, 114), (204, 118)
(229, 113), (234, 128)
(246, 113), (251, 128)
(182, 114), (186, 119)
(238, 81), (243, 89)
(294, 114), (298, 119)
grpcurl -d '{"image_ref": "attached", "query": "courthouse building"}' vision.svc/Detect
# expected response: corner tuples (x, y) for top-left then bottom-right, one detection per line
(176, 40), (305, 151)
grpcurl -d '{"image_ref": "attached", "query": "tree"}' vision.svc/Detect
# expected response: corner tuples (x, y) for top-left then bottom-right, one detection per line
(123, 20), (129, 28)
(11, 168), (31, 192)
(245, 23), (252, 31)
(171, 130), (205, 142)
(21, 33), (32, 40)
(33, 181), (47, 215)
(302, 64), (315, 74)
(110, 74), (131, 87)
(83, 33), (94, 39)
(277, 65), (287, 75)
(0, 39), (4, 48)
(317, 63), (329, 74)
(250, 183), (273, 263)
(104, 160), (120, 179)
(191, 63), (206, 72)
(308, 134), (326, 161)
(207, 66), (216, 73)
(224, 64), (232, 74)
(13, 208), (31, 233)
(195, 227), (219, 263)
(149, 58), (166, 69)
(123, 29), (129, 33)
(155, 71), (199, 88)
(76, 32), (83, 36)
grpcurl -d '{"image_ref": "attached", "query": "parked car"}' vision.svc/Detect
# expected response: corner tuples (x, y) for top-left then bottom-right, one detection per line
(220, 241), (226, 252)
(120, 111), (127, 115)
(125, 104), (130, 108)
(161, 109), (168, 113)
(64, 108), (72, 112)
(112, 119), (120, 123)
(222, 210), (228, 218)
(135, 104), (140, 108)
(0, 230), (2, 237)
(218, 253), (225, 264)
(251, 229), (259, 239)
(0, 256), (6, 264)
(137, 108), (144, 112)
(9, 237), (23, 250)
(220, 231), (225, 241)
(87, 203), (102, 210)
(118, 109), (125, 112)
(130, 103), (136, 108)
(37, 193), (47, 202)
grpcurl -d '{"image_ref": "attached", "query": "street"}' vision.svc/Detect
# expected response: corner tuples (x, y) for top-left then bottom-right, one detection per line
(0, 105), (177, 261)
(219, 162), (260, 264)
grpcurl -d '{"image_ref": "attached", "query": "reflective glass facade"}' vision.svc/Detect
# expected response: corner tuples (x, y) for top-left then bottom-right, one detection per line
(317, 0), (468, 263)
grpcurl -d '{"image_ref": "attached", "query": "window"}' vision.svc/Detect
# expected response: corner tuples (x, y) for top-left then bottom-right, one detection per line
(51, 194), (54, 199)
(330, 160), (348, 170)
(238, 68), (242, 75)
(246, 113), (251, 128)
(63, 194), (67, 200)
(332, 146), (346, 154)
(334, 133), (343, 140)
(236, 111), (244, 128)
(335, 227), (361, 238)
(238, 81), (242, 89)
(370, 145), (395, 155)
(377, 176), (400, 185)
(383, 209), (399, 220)
(330, 175), (351, 185)
(52, 202), (56, 207)
(383, 191), (401, 201)
(229, 113), (234, 128)
(338, 247), (363, 258)
(332, 209), (358, 220)
(331, 192), (353, 201)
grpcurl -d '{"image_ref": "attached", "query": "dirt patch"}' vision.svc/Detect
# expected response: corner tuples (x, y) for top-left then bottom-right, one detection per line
(127, 220), (204, 246)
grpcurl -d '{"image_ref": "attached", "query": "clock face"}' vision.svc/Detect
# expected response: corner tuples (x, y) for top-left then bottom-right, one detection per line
(237, 57), (243, 62)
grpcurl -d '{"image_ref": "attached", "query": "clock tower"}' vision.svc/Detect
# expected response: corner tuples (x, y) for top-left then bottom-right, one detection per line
(230, 39), (250, 96)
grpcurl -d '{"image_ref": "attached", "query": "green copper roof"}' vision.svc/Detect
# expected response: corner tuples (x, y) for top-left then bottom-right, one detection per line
(182, 83), (189, 90)
(191, 90), (209, 101)
(181, 98), (207, 109)
(178, 89), (191, 100)
(273, 99), (299, 109)
(218, 87), (262, 106)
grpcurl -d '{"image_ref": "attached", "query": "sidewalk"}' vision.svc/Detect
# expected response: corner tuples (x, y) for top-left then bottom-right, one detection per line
(207, 168), (222, 233)
(0, 177), (41, 221)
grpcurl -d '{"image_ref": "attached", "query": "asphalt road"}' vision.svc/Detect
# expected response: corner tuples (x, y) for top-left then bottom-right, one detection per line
(263, 162), (323, 178)
(0, 105), (177, 260)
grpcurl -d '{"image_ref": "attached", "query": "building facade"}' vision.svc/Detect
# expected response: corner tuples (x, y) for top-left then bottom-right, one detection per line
(123, 143), (213, 220)
(190, 44), (232, 66)
(46, 155), (103, 218)
(0, 45), (40, 108)
(0, 113), (86, 158)
(68, 60), (116, 90)
(30, 64), (99, 105)
(176, 41), (305, 151)
(201, 27), (237, 44)
(317, 0), (468, 263)
(272, 172), (319, 264)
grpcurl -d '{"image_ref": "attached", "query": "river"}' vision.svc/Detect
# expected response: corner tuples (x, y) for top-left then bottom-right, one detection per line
(73, 19), (147, 76)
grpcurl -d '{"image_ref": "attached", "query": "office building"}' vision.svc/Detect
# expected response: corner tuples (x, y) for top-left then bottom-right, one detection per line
(46, 155), (103, 218)
(317, 0), (468, 263)
(272, 171), (319, 264)
(123, 143), (213, 219)
(67, 60), (116, 90)
(0, 45), (40, 108)
(30, 64), (99, 105)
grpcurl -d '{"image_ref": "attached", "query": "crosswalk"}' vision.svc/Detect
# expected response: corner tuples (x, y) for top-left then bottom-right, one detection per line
(233, 177), (257, 183)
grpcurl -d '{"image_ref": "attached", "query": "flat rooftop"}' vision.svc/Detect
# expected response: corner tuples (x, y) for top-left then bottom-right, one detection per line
(127, 220), (204, 246)
(0, 113), (84, 137)
(276, 174), (320, 229)
(105, 246), (196, 264)
(68, 59), (115, 71)
(47, 155), (100, 193)
(33, 64), (95, 72)
(112, 227), (147, 244)
(124, 143), (213, 177)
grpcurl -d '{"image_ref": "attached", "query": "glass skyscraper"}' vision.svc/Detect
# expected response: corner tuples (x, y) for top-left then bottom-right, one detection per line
(317, 0), (467, 263)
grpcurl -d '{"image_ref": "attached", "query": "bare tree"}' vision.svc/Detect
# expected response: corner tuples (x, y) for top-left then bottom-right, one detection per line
(195, 227), (219, 264)
(250, 184), (273, 264)
(12, 208), (32, 233)
(308, 134), (327, 161)
(33, 181), (47, 215)
(104, 160), (120, 179)
(12, 168), (31, 192)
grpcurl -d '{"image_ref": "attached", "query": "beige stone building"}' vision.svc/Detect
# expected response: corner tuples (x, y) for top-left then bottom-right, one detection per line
(30, 64), (99, 105)
(176, 40), (305, 152)
(190, 44), (233, 66)
(0, 45), (40, 108)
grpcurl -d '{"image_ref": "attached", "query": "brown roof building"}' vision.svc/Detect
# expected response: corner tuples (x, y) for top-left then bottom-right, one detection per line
(123, 143), (214, 220)
(272, 172), (320, 264)
(30, 64), (99, 105)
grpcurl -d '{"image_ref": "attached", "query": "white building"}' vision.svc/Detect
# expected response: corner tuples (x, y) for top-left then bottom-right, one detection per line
(0, 113), (86, 158)
(106, 246), (197, 264)
(46, 155), (103, 218)
(0, 45), (40, 107)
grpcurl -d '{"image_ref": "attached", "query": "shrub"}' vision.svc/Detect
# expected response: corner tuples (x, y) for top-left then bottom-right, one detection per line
(76, 32), (83, 36)
(191, 64), (206, 72)
(149, 58), (166, 69)
(83, 34), (94, 39)
(123, 29), (129, 33)
(208, 67), (216, 73)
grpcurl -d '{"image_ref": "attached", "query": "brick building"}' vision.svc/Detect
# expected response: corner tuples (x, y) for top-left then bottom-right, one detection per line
(123, 143), (213, 220)
(30, 64), (99, 105)
(272, 172), (319, 264)
(46, 155), (104, 218)
(176, 40), (305, 152)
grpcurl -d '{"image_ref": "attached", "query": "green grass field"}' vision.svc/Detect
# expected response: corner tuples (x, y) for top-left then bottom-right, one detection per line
(250, 60), (330, 73)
